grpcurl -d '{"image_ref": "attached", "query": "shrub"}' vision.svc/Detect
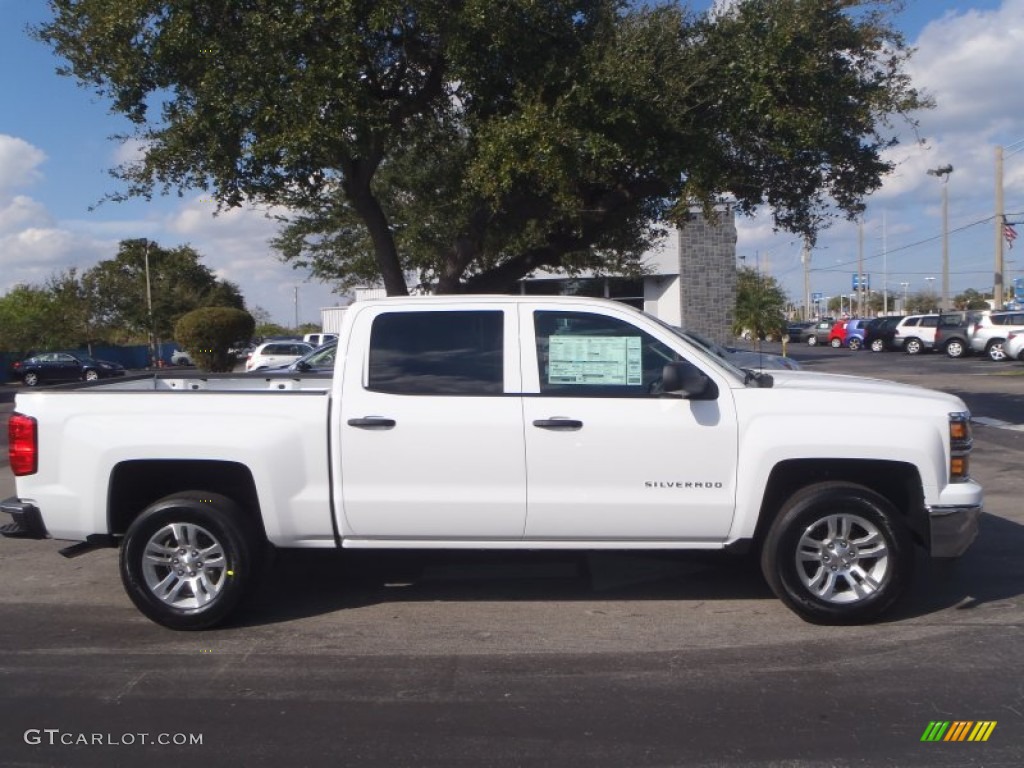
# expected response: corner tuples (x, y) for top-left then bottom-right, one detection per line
(174, 307), (255, 372)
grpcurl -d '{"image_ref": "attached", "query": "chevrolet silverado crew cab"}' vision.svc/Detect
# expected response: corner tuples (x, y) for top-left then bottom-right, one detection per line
(2, 296), (982, 629)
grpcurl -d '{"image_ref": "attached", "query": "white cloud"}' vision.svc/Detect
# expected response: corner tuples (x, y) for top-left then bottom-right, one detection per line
(0, 134), (47, 195)
(0, 194), (51, 233)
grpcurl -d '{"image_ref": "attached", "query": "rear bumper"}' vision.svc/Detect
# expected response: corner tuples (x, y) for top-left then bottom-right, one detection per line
(0, 497), (49, 539)
(927, 503), (982, 558)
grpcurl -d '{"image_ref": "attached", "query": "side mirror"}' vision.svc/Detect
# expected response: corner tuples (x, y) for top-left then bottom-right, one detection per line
(661, 362), (716, 399)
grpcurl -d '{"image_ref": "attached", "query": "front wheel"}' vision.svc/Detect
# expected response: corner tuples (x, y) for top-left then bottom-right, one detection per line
(120, 492), (260, 630)
(23, 372), (39, 386)
(870, 339), (885, 352)
(847, 337), (862, 351)
(904, 338), (922, 355)
(987, 340), (1007, 362)
(84, 369), (100, 381)
(807, 336), (818, 346)
(760, 482), (913, 624)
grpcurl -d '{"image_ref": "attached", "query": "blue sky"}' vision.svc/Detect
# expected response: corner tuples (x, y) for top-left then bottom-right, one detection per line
(2, 0), (1022, 323)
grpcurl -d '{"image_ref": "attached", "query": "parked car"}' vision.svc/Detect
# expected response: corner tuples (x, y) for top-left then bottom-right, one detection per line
(932, 315), (977, 359)
(968, 310), (1024, 361)
(676, 330), (802, 371)
(827, 320), (848, 348)
(863, 316), (902, 352)
(804, 320), (836, 346)
(12, 351), (126, 387)
(894, 314), (940, 354)
(244, 341), (315, 371)
(1003, 330), (1024, 361)
(256, 341), (338, 374)
(302, 332), (338, 347)
(784, 321), (814, 343)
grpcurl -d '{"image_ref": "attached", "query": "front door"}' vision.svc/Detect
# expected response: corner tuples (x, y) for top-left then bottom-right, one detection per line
(338, 305), (527, 540)
(520, 305), (739, 542)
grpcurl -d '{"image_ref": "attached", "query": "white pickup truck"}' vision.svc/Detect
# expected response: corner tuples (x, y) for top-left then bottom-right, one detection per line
(3, 296), (982, 629)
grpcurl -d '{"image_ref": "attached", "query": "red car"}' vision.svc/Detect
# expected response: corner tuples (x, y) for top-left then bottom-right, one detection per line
(827, 321), (848, 348)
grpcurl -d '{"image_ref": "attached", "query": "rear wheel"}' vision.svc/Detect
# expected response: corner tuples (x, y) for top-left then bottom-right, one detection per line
(830, 337), (842, 348)
(120, 492), (261, 630)
(807, 336), (818, 346)
(945, 340), (966, 358)
(847, 337), (862, 351)
(986, 340), (1007, 361)
(761, 482), (913, 624)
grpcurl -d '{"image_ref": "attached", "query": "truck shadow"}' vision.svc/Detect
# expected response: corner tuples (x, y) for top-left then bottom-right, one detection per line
(234, 509), (1024, 627)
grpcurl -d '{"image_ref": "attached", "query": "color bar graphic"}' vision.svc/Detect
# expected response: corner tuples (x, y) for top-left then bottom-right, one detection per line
(920, 721), (996, 742)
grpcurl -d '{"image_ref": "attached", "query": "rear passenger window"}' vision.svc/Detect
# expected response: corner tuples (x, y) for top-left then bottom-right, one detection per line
(368, 311), (504, 395)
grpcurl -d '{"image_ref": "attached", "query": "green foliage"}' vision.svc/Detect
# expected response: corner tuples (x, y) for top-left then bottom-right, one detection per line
(733, 266), (788, 339)
(84, 239), (245, 343)
(954, 288), (991, 310)
(36, 0), (929, 294)
(0, 241), (243, 354)
(174, 308), (255, 372)
(0, 285), (66, 356)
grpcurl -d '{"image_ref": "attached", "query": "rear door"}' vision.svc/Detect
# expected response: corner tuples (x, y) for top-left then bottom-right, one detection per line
(338, 304), (527, 539)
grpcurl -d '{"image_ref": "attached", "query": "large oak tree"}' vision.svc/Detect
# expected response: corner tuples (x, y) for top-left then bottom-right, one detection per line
(35, 0), (928, 295)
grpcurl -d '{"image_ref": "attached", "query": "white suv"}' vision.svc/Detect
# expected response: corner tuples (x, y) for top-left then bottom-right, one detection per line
(893, 314), (939, 355)
(968, 311), (1024, 361)
(245, 341), (314, 371)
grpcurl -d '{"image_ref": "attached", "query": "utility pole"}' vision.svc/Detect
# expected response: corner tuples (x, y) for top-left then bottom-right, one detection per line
(802, 239), (811, 320)
(995, 145), (1005, 309)
(294, 286), (300, 330)
(927, 164), (954, 311)
(857, 219), (864, 315)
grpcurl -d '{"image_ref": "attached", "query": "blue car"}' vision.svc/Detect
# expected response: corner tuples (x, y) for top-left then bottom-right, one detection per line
(842, 318), (870, 350)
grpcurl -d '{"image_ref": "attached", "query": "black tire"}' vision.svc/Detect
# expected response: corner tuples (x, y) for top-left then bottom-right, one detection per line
(807, 336), (818, 346)
(904, 338), (922, 355)
(847, 337), (862, 351)
(84, 369), (100, 381)
(120, 492), (261, 630)
(944, 339), (966, 359)
(869, 339), (885, 352)
(830, 337), (842, 348)
(986, 339), (1007, 362)
(23, 372), (39, 386)
(760, 482), (913, 625)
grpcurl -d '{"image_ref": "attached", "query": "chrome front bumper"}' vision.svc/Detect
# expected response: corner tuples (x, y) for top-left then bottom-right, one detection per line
(927, 503), (982, 558)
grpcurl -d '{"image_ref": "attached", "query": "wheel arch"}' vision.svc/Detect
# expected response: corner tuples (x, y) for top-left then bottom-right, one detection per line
(108, 459), (265, 542)
(751, 459), (926, 550)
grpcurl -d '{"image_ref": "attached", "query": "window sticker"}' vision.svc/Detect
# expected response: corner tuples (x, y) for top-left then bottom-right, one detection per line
(548, 336), (642, 385)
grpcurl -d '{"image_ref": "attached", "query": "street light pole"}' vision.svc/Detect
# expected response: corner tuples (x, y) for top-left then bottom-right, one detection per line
(143, 241), (155, 366)
(927, 164), (954, 311)
(900, 282), (909, 314)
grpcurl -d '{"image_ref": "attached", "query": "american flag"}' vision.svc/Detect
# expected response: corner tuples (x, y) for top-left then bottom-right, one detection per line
(1005, 220), (1018, 250)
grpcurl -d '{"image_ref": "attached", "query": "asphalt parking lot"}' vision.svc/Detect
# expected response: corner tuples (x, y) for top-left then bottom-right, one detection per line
(1, 350), (1023, 767)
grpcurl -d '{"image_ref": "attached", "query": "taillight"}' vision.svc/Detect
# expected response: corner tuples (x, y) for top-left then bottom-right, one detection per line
(9, 413), (38, 476)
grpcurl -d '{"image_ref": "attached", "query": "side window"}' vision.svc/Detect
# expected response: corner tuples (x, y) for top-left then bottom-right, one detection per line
(905, 318), (920, 327)
(921, 316), (938, 328)
(368, 310), (504, 395)
(534, 310), (681, 398)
